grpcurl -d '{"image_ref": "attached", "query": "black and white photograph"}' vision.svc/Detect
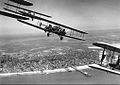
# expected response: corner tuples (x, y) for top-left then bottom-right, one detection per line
(0, 0), (120, 84)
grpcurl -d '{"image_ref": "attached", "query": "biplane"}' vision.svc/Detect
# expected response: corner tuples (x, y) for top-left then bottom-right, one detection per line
(17, 19), (87, 41)
(3, 3), (88, 41)
(17, 12), (88, 40)
(88, 42), (120, 76)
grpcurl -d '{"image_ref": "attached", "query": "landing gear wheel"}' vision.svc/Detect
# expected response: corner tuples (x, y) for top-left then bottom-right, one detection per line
(47, 33), (50, 37)
(60, 36), (63, 40)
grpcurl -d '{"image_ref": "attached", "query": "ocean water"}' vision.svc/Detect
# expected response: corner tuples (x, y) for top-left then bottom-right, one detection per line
(0, 69), (120, 84)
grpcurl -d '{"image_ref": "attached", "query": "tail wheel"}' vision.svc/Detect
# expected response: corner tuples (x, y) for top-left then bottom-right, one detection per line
(60, 36), (63, 40)
(47, 33), (50, 37)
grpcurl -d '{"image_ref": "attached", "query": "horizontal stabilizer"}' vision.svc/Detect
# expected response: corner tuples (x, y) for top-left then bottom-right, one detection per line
(0, 10), (29, 20)
(89, 64), (120, 76)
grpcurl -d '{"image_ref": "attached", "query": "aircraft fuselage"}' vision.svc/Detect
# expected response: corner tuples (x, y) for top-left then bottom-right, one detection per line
(45, 25), (66, 36)
(109, 63), (120, 70)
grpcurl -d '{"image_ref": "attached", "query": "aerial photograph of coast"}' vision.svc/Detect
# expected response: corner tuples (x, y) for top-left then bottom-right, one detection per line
(0, 0), (120, 84)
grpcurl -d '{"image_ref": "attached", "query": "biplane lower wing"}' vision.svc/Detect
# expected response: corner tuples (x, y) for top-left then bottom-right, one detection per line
(17, 19), (46, 31)
(17, 20), (85, 41)
(65, 35), (85, 41)
(9, 0), (33, 6)
(89, 64), (120, 76)
(0, 10), (29, 20)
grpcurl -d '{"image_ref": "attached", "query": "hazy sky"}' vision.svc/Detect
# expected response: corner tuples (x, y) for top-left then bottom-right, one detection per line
(0, 0), (120, 35)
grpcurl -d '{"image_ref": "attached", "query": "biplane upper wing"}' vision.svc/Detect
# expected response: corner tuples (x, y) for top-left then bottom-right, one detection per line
(5, 3), (52, 18)
(89, 64), (120, 76)
(9, 0), (33, 6)
(0, 10), (29, 20)
(93, 42), (120, 53)
(41, 18), (88, 34)
(18, 10), (88, 34)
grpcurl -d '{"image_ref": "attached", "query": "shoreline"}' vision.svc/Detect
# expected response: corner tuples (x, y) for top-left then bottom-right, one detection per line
(0, 65), (91, 77)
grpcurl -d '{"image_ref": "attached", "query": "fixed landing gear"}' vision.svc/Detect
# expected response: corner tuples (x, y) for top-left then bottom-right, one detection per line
(47, 33), (50, 37)
(60, 36), (63, 40)
(46, 33), (63, 40)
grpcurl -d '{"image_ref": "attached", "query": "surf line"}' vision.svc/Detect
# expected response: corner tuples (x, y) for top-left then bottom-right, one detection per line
(0, 65), (91, 77)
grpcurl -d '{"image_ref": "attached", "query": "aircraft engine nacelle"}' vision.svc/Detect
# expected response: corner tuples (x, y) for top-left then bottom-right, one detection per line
(52, 26), (60, 32)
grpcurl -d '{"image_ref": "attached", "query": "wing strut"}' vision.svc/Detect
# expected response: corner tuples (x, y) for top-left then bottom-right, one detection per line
(101, 49), (106, 65)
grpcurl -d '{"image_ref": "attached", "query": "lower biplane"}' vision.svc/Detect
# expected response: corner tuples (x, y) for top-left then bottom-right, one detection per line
(88, 42), (120, 76)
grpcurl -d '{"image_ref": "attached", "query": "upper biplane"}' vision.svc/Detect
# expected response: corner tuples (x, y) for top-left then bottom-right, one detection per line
(88, 42), (120, 76)
(0, 0), (88, 41)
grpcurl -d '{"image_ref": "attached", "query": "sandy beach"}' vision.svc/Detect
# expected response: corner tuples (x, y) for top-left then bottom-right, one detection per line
(0, 65), (91, 77)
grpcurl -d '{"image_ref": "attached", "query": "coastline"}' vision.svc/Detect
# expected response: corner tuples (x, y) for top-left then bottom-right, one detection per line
(0, 65), (91, 77)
